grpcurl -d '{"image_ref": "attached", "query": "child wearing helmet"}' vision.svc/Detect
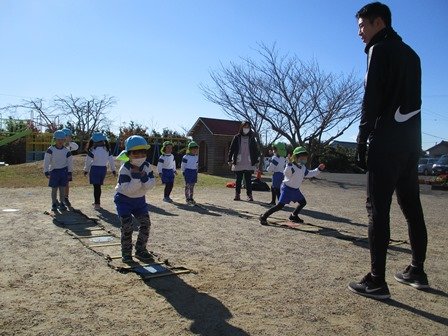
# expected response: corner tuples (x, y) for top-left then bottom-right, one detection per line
(157, 141), (177, 202)
(267, 142), (287, 205)
(61, 128), (79, 206)
(260, 146), (325, 225)
(43, 130), (74, 211)
(83, 132), (116, 210)
(181, 141), (199, 205)
(114, 135), (156, 263)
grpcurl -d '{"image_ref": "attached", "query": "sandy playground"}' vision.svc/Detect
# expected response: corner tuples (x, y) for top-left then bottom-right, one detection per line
(0, 173), (447, 335)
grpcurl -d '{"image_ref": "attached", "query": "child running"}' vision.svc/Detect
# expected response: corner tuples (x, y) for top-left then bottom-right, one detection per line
(181, 141), (199, 205)
(61, 128), (79, 207)
(114, 135), (156, 263)
(260, 146), (325, 225)
(43, 130), (73, 211)
(267, 142), (287, 205)
(157, 141), (176, 202)
(83, 132), (116, 210)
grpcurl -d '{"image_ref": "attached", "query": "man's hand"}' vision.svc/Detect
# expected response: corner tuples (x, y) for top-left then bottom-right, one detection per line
(355, 143), (367, 170)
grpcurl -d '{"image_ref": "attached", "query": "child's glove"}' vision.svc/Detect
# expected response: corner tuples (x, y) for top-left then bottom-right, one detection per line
(83, 171), (88, 177)
(112, 171), (117, 177)
(68, 172), (72, 179)
(44, 172), (50, 178)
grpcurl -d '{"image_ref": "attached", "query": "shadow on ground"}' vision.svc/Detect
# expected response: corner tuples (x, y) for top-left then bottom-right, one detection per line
(385, 298), (448, 326)
(145, 275), (249, 336)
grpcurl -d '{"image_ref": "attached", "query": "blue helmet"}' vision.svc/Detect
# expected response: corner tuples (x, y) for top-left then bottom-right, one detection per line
(91, 132), (107, 143)
(117, 135), (150, 161)
(53, 130), (66, 140)
(125, 135), (150, 151)
(62, 128), (72, 137)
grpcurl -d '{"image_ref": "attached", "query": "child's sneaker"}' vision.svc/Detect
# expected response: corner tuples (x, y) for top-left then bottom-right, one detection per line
(93, 203), (101, 210)
(187, 199), (196, 206)
(247, 195), (254, 202)
(259, 216), (268, 226)
(289, 214), (304, 223)
(163, 197), (173, 203)
(58, 202), (67, 211)
(348, 273), (391, 300)
(135, 249), (153, 261)
(51, 202), (59, 211)
(64, 197), (71, 207)
(233, 194), (241, 201)
(122, 253), (133, 263)
(394, 265), (429, 289)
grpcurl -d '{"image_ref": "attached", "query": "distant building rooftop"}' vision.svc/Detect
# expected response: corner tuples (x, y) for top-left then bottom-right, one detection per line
(188, 117), (241, 136)
(330, 140), (357, 150)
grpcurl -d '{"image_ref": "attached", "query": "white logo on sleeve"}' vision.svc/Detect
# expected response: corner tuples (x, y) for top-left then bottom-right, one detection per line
(394, 106), (421, 123)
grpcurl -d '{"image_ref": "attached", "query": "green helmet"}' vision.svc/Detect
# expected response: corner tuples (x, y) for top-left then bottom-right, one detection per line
(188, 141), (199, 148)
(292, 146), (308, 156)
(273, 142), (287, 157)
(161, 140), (174, 154)
(187, 141), (199, 153)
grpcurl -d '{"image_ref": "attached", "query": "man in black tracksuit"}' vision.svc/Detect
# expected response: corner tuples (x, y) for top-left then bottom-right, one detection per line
(348, 2), (429, 300)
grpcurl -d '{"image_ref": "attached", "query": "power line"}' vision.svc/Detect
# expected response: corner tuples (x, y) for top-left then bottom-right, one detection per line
(422, 132), (446, 140)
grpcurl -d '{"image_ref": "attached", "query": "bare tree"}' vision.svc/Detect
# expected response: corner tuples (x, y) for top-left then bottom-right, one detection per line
(54, 95), (116, 150)
(202, 44), (363, 162)
(0, 98), (61, 132)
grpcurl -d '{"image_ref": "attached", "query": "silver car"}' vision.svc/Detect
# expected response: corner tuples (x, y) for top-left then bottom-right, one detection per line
(418, 157), (438, 175)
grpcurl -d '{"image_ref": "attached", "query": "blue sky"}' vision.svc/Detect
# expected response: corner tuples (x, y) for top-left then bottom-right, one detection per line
(0, 0), (447, 149)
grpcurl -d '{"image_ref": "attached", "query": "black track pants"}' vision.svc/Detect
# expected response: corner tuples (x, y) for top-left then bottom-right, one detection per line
(366, 150), (427, 278)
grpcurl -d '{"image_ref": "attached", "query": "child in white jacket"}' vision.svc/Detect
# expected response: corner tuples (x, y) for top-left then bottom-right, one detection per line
(181, 141), (199, 205)
(157, 141), (176, 202)
(267, 142), (287, 205)
(43, 130), (73, 211)
(260, 146), (325, 225)
(84, 132), (116, 209)
(114, 135), (156, 263)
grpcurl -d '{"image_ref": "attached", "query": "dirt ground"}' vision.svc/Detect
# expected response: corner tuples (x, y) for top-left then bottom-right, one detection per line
(1, 173), (447, 336)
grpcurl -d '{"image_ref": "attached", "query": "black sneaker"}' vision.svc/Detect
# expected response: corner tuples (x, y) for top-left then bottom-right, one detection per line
(394, 265), (429, 289)
(348, 273), (391, 300)
(289, 214), (304, 223)
(122, 254), (133, 263)
(259, 216), (268, 226)
(64, 197), (71, 207)
(135, 250), (153, 261)
(51, 202), (59, 211)
(58, 202), (67, 211)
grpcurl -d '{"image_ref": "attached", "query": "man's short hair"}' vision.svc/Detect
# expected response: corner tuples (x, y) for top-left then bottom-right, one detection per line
(356, 2), (392, 27)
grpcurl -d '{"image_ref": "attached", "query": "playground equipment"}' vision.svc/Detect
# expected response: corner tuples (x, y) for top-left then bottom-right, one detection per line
(0, 129), (32, 147)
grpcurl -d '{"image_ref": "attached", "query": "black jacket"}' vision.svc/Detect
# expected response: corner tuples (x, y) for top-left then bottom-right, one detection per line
(228, 133), (260, 166)
(358, 27), (422, 153)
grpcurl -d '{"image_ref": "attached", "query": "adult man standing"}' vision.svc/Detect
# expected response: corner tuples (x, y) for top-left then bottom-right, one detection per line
(348, 2), (429, 300)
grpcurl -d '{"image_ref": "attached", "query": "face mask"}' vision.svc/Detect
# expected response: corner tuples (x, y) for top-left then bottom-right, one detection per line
(130, 157), (146, 167)
(242, 128), (250, 135)
(299, 159), (308, 165)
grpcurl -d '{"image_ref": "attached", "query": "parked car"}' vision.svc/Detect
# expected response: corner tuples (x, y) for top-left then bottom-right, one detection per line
(418, 157), (438, 175)
(432, 155), (448, 175)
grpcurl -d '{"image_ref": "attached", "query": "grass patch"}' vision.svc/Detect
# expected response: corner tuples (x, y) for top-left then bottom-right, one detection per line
(0, 156), (234, 189)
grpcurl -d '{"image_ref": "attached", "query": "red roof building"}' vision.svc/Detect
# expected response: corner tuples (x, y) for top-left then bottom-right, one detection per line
(188, 117), (241, 175)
